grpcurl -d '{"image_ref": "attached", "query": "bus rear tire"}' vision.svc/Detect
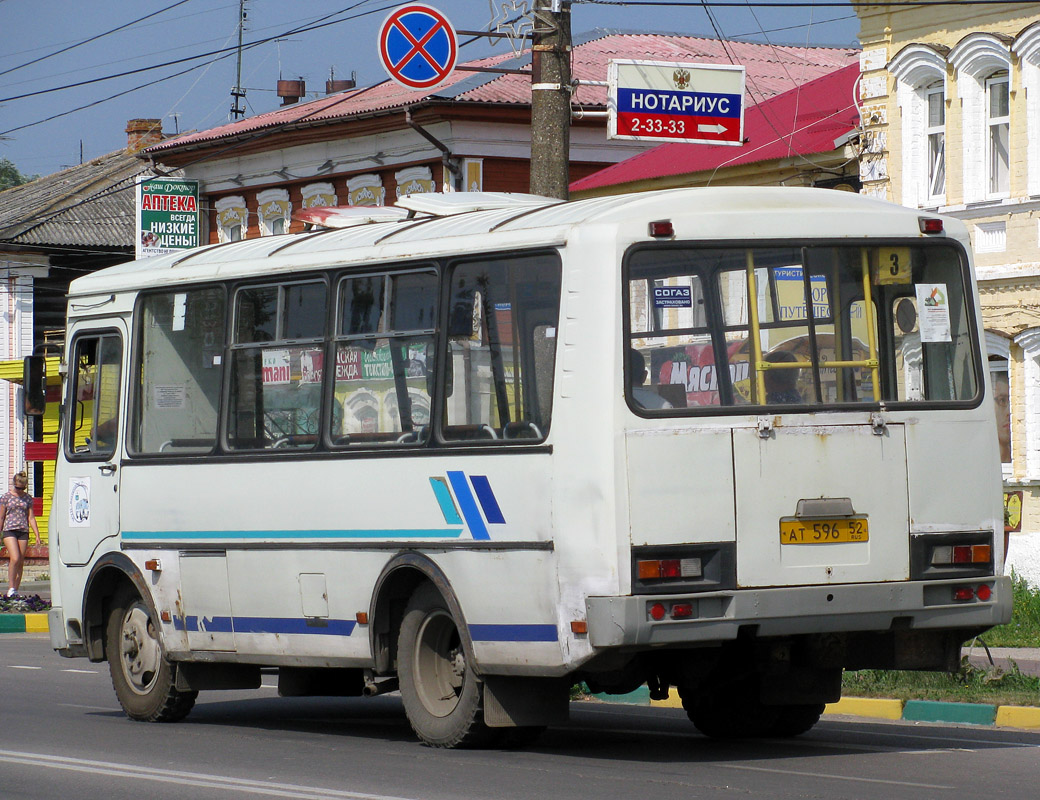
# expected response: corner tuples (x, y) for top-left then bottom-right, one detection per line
(397, 583), (494, 748)
(681, 681), (779, 739)
(106, 588), (197, 722)
(769, 703), (824, 737)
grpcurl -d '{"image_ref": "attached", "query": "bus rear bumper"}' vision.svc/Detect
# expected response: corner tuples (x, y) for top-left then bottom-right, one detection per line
(586, 576), (1012, 648)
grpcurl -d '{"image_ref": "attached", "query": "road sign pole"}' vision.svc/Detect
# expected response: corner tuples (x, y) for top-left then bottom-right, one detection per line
(529, 0), (571, 200)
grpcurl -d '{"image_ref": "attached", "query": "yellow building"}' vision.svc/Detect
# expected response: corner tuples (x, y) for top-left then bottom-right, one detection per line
(856, 2), (1040, 581)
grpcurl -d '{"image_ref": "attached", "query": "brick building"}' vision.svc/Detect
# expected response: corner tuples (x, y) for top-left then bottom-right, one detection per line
(855, 2), (1040, 582)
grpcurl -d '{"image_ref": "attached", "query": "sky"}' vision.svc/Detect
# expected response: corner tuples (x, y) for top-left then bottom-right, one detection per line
(0, 0), (861, 178)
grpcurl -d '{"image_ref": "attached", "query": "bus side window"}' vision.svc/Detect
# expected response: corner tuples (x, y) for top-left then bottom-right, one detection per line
(331, 270), (436, 446)
(131, 288), (226, 455)
(442, 253), (561, 442)
(227, 281), (327, 451)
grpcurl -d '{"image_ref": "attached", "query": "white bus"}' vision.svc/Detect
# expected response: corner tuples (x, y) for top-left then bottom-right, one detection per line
(42, 188), (1010, 747)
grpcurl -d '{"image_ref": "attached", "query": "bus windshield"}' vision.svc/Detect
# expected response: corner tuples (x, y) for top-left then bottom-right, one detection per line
(626, 243), (979, 411)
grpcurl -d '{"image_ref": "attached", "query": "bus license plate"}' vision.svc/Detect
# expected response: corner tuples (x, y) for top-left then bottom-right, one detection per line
(779, 518), (868, 544)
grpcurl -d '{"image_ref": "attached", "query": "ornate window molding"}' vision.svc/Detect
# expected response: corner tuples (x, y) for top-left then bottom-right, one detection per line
(1013, 23), (1040, 197)
(395, 166), (436, 198)
(988, 332), (1013, 476)
(889, 44), (948, 208)
(949, 33), (1012, 204)
(215, 195), (247, 243)
(301, 182), (338, 209)
(257, 188), (291, 236)
(347, 174), (385, 207)
(1014, 329), (1040, 479)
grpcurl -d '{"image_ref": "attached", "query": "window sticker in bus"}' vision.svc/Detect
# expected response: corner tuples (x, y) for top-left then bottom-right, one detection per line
(915, 283), (952, 343)
(876, 247), (912, 285)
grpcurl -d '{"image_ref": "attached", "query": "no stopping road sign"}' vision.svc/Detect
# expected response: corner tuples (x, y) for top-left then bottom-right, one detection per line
(378, 4), (458, 90)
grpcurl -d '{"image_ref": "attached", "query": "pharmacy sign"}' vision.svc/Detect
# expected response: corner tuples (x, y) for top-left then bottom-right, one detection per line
(136, 177), (200, 258)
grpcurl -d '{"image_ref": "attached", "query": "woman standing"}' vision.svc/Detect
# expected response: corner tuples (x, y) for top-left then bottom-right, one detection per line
(2, 472), (41, 598)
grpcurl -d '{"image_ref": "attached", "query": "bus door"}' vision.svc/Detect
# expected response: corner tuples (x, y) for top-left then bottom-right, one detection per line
(59, 322), (126, 566)
(730, 249), (910, 588)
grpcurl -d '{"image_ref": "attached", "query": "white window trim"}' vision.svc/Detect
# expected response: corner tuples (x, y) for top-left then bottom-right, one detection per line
(949, 34), (1012, 205)
(925, 85), (946, 203)
(989, 332), (1014, 478)
(214, 195), (247, 244)
(1015, 330), (1040, 480)
(985, 74), (1011, 200)
(1012, 24), (1040, 198)
(257, 188), (292, 237)
(889, 45), (948, 209)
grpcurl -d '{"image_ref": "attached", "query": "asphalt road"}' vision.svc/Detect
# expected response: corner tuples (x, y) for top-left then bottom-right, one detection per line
(4, 633), (1040, 800)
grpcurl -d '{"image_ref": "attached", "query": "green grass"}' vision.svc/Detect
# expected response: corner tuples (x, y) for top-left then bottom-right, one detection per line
(979, 571), (1040, 647)
(842, 660), (1040, 707)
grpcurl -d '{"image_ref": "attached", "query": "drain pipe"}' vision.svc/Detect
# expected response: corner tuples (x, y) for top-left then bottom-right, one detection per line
(405, 107), (461, 190)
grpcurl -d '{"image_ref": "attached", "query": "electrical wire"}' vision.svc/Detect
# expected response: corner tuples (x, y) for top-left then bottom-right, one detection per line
(0, 0), (194, 79)
(0, 1), (396, 104)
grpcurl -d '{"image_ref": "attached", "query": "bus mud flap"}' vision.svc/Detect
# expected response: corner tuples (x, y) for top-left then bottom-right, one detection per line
(483, 676), (570, 728)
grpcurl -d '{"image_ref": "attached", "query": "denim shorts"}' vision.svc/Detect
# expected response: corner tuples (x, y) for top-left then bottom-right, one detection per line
(2, 530), (29, 542)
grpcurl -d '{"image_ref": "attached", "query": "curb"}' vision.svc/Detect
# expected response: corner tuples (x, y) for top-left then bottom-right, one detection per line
(0, 612), (48, 634)
(591, 688), (1040, 731)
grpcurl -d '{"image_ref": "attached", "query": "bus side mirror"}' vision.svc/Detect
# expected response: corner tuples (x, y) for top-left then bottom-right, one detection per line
(23, 355), (46, 417)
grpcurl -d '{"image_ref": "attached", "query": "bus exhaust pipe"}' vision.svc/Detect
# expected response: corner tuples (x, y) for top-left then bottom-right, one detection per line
(363, 677), (399, 697)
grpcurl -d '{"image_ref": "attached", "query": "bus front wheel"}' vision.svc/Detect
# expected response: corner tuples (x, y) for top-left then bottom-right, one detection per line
(106, 588), (197, 722)
(397, 583), (494, 748)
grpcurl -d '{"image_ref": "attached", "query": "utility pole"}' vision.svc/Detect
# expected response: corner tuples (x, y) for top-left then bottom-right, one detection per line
(230, 0), (247, 119)
(529, 0), (571, 200)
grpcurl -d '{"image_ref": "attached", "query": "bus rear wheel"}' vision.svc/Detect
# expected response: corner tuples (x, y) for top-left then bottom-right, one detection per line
(106, 588), (197, 722)
(397, 583), (495, 748)
(769, 703), (824, 737)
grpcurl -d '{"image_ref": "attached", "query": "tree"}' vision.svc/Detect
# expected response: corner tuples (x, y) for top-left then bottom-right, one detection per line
(0, 157), (37, 191)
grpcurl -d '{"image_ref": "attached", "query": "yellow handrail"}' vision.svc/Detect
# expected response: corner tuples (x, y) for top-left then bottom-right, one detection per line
(746, 251), (766, 403)
(860, 250), (882, 402)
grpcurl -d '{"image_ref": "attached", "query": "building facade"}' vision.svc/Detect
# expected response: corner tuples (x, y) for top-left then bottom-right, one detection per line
(856, 2), (1040, 582)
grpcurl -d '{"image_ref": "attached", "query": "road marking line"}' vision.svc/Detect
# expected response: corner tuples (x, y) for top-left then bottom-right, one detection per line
(0, 749), (423, 800)
(61, 668), (98, 674)
(58, 703), (120, 712)
(718, 763), (953, 789)
(9, 665), (42, 670)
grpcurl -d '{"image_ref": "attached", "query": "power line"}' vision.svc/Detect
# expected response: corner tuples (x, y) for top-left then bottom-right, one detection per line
(0, 0), (193, 79)
(0, 0), (394, 104)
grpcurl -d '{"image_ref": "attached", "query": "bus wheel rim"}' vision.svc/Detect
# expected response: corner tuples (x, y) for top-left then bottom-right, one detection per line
(413, 609), (465, 717)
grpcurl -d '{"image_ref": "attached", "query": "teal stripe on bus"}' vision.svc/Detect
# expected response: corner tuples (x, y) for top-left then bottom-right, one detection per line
(121, 528), (464, 540)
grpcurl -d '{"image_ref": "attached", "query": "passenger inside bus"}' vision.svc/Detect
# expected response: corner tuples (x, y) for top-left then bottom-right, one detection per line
(629, 350), (673, 409)
(764, 349), (803, 404)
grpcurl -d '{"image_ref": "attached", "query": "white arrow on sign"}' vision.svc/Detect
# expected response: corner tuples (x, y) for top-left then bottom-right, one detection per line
(697, 123), (727, 134)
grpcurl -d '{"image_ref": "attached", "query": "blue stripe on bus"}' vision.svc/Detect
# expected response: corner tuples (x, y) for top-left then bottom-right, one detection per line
(447, 470), (490, 540)
(429, 477), (463, 524)
(172, 616), (356, 636)
(469, 474), (505, 525)
(122, 529), (464, 541)
(468, 624), (558, 642)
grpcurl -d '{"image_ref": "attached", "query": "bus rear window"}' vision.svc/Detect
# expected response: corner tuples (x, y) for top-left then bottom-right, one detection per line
(626, 243), (979, 411)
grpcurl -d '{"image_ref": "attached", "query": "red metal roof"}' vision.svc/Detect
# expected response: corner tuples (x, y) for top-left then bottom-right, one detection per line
(569, 63), (861, 193)
(146, 33), (857, 155)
